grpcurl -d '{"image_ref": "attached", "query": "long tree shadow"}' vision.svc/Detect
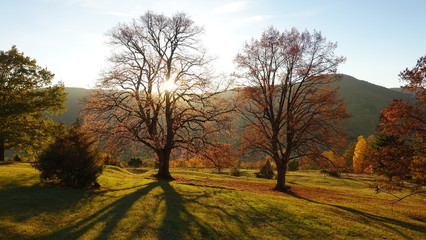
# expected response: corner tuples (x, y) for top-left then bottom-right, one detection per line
(42, 182), (159, 239)
(287, 190), (426, 238)
(154, 182), (260, 240)
(0, 183), (99, 222)
(41, 181), (219, 240)
(155, 182), (213, 240)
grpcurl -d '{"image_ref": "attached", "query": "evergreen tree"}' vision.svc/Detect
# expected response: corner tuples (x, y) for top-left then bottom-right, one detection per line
(34, 122), (103, 188)
(256, 158), (275, 179)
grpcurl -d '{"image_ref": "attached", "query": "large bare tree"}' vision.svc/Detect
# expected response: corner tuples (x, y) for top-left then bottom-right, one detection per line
(235, 27), (348, 191)
(83, 12), (232, 179)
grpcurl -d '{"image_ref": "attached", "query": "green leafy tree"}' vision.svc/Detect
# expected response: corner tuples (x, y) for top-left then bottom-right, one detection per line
(34, 122), (103, 188)
(0, 46), (66, 161)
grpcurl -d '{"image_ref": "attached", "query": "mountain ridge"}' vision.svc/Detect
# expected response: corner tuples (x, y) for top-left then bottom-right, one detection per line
(58, 74), (413, 142)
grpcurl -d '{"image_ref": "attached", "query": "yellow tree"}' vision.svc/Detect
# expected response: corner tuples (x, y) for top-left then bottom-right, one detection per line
(322, 151), (345, 168)
(353, 136), (368, 173)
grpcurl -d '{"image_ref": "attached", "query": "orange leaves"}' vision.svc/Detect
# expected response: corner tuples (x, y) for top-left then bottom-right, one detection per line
(234, 27), (347, 189)
(399, 55), (426, 103)
(371, 55), (426, 192)
(202, 142), (238, 172)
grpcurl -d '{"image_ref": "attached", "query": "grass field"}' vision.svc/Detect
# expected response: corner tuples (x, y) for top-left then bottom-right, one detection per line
(0, 163), (425, 239)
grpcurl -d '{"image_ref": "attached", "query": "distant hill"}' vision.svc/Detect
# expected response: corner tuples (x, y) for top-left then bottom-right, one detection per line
(58, 75), (413, 142)
(54, 87), (91, 124)
(333, 75), (412, 140)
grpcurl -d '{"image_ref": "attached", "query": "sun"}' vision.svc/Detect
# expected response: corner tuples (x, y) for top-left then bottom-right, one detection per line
(163, 79), (175, 92)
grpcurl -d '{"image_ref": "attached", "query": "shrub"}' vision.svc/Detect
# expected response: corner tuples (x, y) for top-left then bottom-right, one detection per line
(255, 159), (275, 179)
(230, 167), (241, 176)
(13, 154), (22, 162)
(128, 157), (143, 167)
(101, 153), (123, 167)
(33, 122), (103, 188)
(287, 159), (299, 171)
(320, 169), (341, 178)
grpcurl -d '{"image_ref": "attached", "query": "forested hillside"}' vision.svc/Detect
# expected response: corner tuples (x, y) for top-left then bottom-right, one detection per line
(334, 75), (412, 140)
(54, 87), (90, 124)
(59, 75), (413, 141)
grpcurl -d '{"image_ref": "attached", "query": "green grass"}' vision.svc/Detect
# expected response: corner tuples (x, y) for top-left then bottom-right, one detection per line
(1, 163), (425, 239)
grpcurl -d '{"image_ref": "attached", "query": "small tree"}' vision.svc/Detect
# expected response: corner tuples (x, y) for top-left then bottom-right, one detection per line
(287, 159), (299, 171)
(370, 135), (413, 181)
(202, 142), (237, 172)
(342, 142), (356, 170)
(34, 122), (103, 188)
(256, 158), (275, 179)
(353, 136), (368, 173)
(128, 157), (143, 168)
(13, 154), (22, 162)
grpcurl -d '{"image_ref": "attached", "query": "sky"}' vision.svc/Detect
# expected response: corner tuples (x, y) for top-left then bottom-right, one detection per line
(1, 0), (425, 88)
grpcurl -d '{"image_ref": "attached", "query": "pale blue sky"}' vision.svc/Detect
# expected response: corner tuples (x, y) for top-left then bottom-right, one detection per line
(1, 0), (425, 88)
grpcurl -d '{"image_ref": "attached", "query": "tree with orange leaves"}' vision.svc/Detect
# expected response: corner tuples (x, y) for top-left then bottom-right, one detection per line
(202, 142), (237, 172)
(379, 55), (426, 141)
(234, 27), (348, 191)
(371, 55), (425, 200)
(83, 12), (233, 180)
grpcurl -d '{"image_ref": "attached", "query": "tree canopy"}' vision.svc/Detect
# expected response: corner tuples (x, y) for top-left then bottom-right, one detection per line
(0, 46), (66, 161)
(371, 55), (426, 195)
(235, 27), (348, 191)
(83, 12), (233, 179)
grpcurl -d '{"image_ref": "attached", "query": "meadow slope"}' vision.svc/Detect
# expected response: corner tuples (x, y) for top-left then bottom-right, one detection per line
(0, 163), (425, 240)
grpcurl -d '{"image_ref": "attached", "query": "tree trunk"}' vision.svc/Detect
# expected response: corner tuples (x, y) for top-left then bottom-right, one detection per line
(0, 139), (4, 162)
(274, 160), (290, 192)
(155, 150), (174, 180)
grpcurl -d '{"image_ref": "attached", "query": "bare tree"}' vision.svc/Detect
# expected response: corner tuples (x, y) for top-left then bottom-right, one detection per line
(235, 27), (348, 191)
(83, 12), (232, 179)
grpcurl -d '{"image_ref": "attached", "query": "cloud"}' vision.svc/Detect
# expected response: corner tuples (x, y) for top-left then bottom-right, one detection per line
(286, 8), (323, 18)
(230, 15), (273, 27)
(103, 10), (135, 17)
(213, 1), (247, 14)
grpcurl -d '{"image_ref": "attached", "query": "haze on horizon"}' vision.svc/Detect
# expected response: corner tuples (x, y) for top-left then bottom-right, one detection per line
(1, 0), (424, 89)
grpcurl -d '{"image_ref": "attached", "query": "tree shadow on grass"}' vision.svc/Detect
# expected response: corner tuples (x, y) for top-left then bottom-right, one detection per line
(126, 168), (150, 174)
(42, 182), (159, 239)
(287, 190), (426, 238)
(40, 181), (220, 239)
(156, 184), (261, 240)
(0, 183), (99, 222)
(155, 182), (213, 240)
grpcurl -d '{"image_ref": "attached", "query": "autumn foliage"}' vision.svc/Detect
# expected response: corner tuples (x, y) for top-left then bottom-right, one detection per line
(82, 12), (232, 180)
(235, 27), (348, 191)
(370, 55), (426, 195)
(201, 142), (238, 172)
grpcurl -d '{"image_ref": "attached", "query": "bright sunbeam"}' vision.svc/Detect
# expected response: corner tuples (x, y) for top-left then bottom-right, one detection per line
(164, 79), (175, 91)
